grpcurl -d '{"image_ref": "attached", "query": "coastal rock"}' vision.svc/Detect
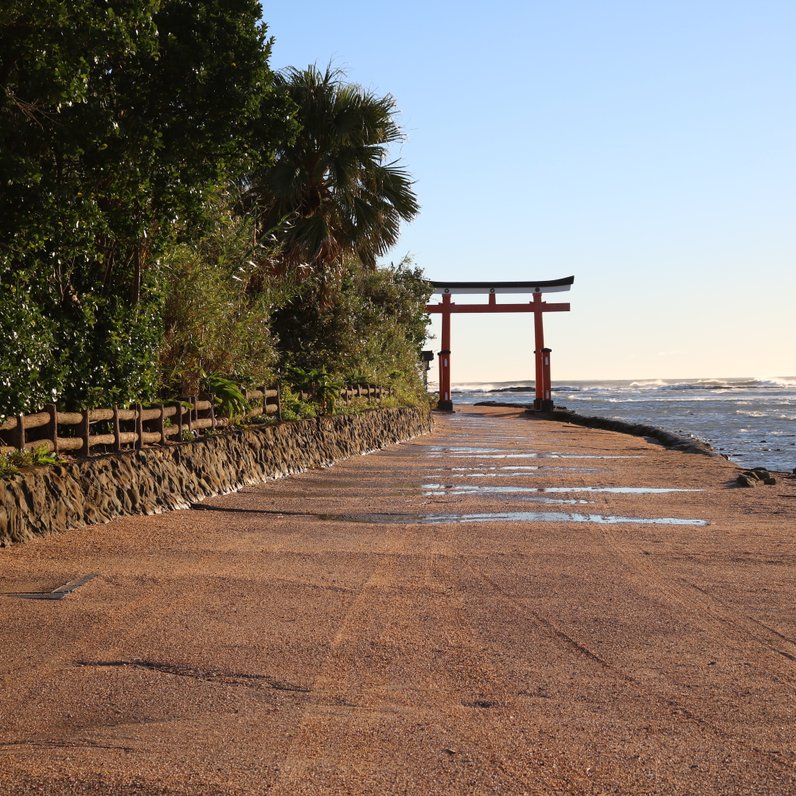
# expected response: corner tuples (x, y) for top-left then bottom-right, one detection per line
(739, 468), (777, 486)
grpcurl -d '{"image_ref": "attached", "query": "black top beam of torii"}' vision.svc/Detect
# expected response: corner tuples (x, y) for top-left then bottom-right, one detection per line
(425, 275), (575, 412)
(430, 276), (574, 295)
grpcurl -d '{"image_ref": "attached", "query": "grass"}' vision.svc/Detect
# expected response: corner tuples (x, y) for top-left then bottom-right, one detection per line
(0, 446), (62, 477)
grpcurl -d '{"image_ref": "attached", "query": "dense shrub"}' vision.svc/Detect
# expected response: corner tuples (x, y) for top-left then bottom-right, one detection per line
(274, 257), (431, 402)
(0, 284), (62, 418)
(159, 193), (292, 395)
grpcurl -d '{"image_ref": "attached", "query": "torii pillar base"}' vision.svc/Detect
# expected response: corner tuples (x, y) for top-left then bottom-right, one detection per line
(437, 346), (453, 412)
(533, 347), (554, 412)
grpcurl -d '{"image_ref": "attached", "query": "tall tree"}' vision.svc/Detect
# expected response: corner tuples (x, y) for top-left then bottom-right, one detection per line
(247, 65), (419, 275)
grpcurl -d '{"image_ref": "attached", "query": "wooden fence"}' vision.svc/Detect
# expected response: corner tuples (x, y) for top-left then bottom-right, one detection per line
(0, 383), (392, 458)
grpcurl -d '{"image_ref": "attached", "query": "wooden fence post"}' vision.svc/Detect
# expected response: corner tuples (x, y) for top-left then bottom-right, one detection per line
(188, 396), (196, 437)
(112, 405), (122, 452)
(157, 403), (166, 445)
(173, 401), (183, 441)
(80, 409), (91, 456)
(135, 403), (144, 450)
(12, 414), (24, 451)
(208, 393), (217, 431)
(46, 403), (58, 455)
(275, 382), (282, 422)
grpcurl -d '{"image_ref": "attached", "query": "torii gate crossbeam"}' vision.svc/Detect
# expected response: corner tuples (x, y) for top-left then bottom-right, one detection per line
(426, 277), (574, 411)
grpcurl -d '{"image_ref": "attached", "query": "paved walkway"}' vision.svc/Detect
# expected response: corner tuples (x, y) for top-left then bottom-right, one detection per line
(0, 407), (794, 795)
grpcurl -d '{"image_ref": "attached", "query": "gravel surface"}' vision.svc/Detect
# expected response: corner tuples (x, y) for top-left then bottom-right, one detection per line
(0, 406), (794, 795)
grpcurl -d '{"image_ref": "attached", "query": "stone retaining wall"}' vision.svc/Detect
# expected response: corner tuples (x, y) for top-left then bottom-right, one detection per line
(0, 407), (432, 547)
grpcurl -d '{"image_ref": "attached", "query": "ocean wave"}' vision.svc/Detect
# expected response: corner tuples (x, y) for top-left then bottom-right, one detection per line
(628, 377), (796, 392)
(628, 379), (668, 389)
(452, 382), (531, 393)
(659, 379), (751, 391)
(753, 376), (796, 387)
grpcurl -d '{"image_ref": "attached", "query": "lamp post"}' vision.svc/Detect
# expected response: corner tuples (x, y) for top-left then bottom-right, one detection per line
(420, 350), (434, 391)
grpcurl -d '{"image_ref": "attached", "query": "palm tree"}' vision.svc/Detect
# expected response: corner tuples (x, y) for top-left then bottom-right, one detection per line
(247, 65), (419, 274)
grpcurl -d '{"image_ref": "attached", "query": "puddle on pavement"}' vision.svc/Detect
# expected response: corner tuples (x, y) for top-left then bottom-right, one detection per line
(425, 446), (517, 454)
(423, 484), (702, 495)
(432, 494), (594, 505)
(318, 511), (706, 527)
(425, 484), (580, 495)
(437, 473), (596, 479)
(545, 486), (701, 494)
(428, 467), (600, 477)
(422, 512), (707, 526)
(515, 496), (594, 505)
(448, 465), (588, 471)
(427, 453), (644, 460)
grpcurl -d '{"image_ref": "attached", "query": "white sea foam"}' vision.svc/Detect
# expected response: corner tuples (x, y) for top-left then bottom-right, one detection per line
(628, 379), (667, 389)
(753, 376), (796, 387)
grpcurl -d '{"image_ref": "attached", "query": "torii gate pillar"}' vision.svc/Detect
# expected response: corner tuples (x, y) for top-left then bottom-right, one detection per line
(426, 277), (574, 412)
(437, 293), (453, 411)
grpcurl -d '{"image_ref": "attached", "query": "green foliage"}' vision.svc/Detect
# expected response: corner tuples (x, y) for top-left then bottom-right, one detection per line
(55, 290), (165, 409)
(0, 446), (62, 478)
(0, 6), (427, 419)
(274, 257), (432, 401)
(279, 383), (318, 421)
(159, 192), (291, 395)
(0, 457), (18, 479)
(0, 283), (63, 417)
(0, 0), (293, 414)
(206, 374), (249, 420)
(284, 366), (343, 414)
(334, 395), (375, 416)
(2, 0), (290, 264)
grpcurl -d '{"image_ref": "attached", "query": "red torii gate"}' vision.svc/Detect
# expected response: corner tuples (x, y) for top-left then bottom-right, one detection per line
(426, 276), (574, 412)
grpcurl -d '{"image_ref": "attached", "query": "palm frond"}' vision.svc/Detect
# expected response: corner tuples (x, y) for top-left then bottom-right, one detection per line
(248, 64), (418, 276)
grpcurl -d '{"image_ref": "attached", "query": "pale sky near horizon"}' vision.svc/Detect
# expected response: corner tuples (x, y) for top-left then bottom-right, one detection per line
(262, 1), (795, 382)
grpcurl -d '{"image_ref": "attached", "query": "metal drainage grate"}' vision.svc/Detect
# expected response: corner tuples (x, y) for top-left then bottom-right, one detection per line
(7, 574), (97, 601)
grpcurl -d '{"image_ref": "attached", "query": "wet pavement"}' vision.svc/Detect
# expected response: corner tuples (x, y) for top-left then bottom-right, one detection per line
(0, 406), (794, 795)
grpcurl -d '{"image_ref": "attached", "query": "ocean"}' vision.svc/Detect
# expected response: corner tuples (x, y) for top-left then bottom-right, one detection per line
(442, 378), (796, 473)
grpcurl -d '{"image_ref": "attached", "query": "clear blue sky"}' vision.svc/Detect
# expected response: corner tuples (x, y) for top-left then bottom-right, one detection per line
(261, 1), (795, 382)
